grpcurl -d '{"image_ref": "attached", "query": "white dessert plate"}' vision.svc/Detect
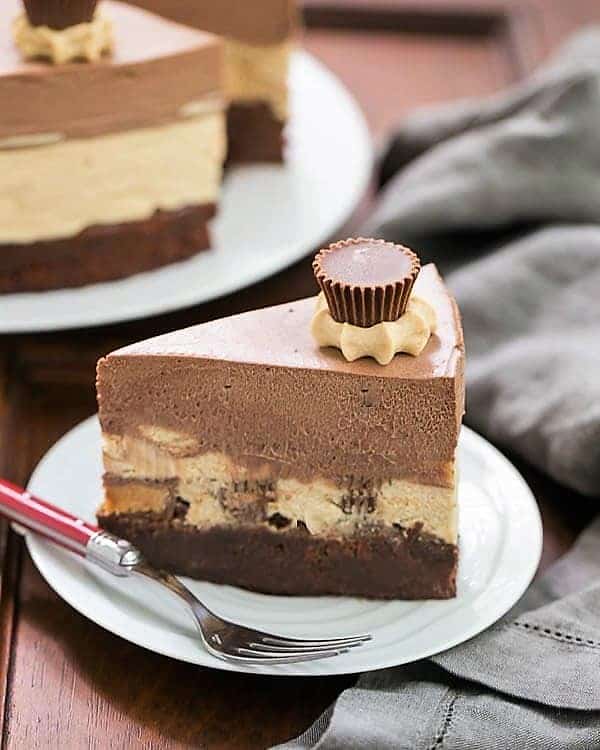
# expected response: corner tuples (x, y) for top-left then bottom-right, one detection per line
(1, 51), (372, 333)
(25, 416), (542, 676)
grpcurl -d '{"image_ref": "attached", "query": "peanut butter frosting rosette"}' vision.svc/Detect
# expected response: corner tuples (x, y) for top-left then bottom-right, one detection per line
(15, 0), (112, 64)
(312, 238), (421, 327)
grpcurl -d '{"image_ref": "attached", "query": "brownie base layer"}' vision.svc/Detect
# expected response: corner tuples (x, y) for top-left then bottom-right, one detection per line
(98, 513), (458, 599)
(0, 204), (216, 293)
(227, 102), (284, 163)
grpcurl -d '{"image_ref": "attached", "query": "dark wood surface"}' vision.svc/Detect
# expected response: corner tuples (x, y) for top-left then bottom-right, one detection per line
(1, 1), (598, 747)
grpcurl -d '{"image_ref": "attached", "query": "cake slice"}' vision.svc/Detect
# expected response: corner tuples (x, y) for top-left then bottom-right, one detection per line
(0, 0), (225, 292)
(129, 0), (296, 162)
(97, 240), (465, 599)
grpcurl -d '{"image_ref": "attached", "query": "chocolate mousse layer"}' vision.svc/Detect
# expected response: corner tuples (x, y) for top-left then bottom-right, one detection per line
(99, 512), (458, 599)
(98, 265), (464, 483)
(0, 204), (215, 293)
(128, 0), (297, 45)
(1, 0), (223, 142)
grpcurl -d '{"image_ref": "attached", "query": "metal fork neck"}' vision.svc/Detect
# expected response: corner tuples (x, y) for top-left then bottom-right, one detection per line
(86, 531), (144, 576)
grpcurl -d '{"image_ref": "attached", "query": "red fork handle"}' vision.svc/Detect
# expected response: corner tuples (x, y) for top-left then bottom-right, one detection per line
(0, 478), (99, 556)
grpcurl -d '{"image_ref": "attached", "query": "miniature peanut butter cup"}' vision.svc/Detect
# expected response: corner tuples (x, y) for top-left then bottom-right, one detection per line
(312, 238), (420, 327)
(23, 0), (98, 29)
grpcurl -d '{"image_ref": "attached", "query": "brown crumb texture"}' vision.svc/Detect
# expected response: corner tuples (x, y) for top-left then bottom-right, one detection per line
(227, 102), (284, 163)
(0, 204), (215, 293)
(97, 512), (458, 599)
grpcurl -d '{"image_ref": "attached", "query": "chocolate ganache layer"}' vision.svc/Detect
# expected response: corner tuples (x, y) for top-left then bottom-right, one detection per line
(97, 265), (464, 485)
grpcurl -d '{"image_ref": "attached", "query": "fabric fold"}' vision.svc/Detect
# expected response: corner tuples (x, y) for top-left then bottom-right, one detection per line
(276, 518), (600, 749)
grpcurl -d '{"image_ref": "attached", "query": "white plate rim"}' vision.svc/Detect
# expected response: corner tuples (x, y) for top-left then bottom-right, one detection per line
(1, 51), (373, 333)
(25, 416), (543, 676)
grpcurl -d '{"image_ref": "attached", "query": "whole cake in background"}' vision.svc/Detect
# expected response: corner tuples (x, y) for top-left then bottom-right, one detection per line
(0, 0), (226, 292)
(96, 239), (465, 600)
(129, 0), (296, 162)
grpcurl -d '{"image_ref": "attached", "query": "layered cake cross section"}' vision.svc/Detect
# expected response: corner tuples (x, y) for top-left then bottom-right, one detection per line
(97, 246), (465, 599)
(0, 0), (226, 291)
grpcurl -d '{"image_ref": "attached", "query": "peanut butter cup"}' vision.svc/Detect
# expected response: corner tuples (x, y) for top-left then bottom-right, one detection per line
(312, 238), (420, 327)
(23, 0), (99, 29)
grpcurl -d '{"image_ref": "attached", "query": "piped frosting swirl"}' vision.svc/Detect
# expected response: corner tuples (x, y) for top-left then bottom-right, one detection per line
(311, 292), (436, 365)
(13, 8), (113, 64)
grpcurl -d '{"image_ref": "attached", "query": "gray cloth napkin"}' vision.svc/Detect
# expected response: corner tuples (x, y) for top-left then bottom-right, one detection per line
(275, 28), (600, 750)
(373, 26), (600, 246)
(278, 520), (600, 749)
(450, 226), (600, 497)
(367, 26), (600, 497)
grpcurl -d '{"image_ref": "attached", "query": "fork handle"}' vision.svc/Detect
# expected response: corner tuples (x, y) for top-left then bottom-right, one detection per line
(0, 478), (142, 576)
(0, 478), (98, 555)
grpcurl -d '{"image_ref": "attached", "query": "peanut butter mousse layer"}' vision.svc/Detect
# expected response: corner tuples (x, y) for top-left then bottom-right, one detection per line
(1, 0), (225, 292)
(97, 249), (465, 600)
(129, 0), (296, 162)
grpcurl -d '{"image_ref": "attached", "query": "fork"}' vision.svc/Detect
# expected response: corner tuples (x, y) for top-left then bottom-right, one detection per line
(0, 479), (371, 664)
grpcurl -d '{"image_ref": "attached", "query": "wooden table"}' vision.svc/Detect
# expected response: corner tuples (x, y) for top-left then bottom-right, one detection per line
(0, 1), (597, 747)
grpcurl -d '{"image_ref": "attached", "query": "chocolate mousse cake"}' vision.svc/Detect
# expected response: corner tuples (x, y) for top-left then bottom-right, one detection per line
(97, 239), (465, 599)
(129, 0), (296, 162)
(0, 0), (225, 292)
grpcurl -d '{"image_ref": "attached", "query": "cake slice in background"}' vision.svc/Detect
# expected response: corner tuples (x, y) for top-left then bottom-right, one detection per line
(97, 239), (465, 600)
(0, 0), (226, 292)
(129, 0), (296, 162)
